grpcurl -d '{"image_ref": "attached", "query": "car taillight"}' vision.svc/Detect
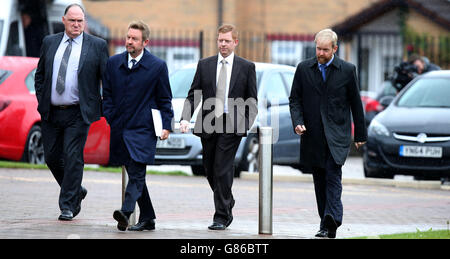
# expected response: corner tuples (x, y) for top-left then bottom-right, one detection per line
(365, 100), (384, 113)
(0, 99), (11, 112)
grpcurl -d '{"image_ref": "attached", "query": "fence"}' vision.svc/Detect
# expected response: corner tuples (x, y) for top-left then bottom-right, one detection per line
(107, 29), (317, 73)
(105, 29), (450, 91)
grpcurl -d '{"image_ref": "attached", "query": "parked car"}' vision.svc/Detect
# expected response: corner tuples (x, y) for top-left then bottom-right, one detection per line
(154, 62), (300, 177)
(363, 70), (450, 180)
(0, 56), (110, 165)
(363, 80), (398, 127)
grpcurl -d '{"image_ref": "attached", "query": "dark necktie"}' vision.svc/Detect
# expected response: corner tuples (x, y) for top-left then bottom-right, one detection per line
(56, 38), (73, 95)
(131, 59), (137, 69)
(215, 59), (227, 117)
(319, 63), (327, 82)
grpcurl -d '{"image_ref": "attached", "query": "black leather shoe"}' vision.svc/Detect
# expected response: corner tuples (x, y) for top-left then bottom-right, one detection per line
(113, 210), (129, 231)
(128, 219), (155, 231)
(208, 222), (227, 230)
(315, 229), (328, 238)
(73, 186), (88, 218)
(324, 215), (337, 239)
(58, 209), (73, 221)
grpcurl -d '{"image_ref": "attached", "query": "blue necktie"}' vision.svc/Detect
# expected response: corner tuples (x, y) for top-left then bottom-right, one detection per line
(319, 63), (327, 82)
(131, 59), (137, 69)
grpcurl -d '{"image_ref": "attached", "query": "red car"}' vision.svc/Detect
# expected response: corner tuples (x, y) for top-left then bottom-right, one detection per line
(0, 56), (110, 165)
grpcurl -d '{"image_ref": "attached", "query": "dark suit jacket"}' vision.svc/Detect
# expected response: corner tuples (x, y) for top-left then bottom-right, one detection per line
(289, 56), (367, 169)
(102, 50), (174, 165)
(181, 54), (258, 138)
(35, 32), (109, 124)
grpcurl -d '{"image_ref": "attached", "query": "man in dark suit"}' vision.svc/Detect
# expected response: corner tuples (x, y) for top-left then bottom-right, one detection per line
(180, 24), (257, 230)
(103, 21), (173, 232)
(34, 4), (109, 221)
(289, 29), (367, 238)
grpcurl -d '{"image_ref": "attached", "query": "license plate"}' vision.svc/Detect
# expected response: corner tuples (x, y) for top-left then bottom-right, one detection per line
(156, 137), (185, 149)
(399, 145), (442, 158)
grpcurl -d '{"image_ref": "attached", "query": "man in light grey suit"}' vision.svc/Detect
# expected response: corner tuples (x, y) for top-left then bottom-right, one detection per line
(35, 4), (109, 221)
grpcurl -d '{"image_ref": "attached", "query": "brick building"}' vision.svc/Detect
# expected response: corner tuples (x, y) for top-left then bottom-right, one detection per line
(84, 0), (377, 71)
(84, 0), (449, 81)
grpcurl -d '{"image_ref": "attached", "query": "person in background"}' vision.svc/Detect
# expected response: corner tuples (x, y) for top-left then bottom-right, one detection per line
(408, 54), (441, 74)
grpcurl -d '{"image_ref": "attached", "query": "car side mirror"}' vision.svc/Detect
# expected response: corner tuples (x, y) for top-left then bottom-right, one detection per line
(379, 96), (395, 107)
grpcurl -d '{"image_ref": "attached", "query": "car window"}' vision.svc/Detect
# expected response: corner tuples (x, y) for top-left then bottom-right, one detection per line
(0, 70), (13, 86)
(281, 71), (294, 92)
(169, 67), (196, 98)
(25, 68), (36, 93)
(170, 66), (264, 98)
(377, 81), (397, 99)
(261, 72), (289, 104)
(397, 78), (450, 108)
(0, 20), (3, 46)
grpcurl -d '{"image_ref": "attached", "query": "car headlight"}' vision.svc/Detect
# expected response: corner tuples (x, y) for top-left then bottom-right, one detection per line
(368, 119), (390, 137)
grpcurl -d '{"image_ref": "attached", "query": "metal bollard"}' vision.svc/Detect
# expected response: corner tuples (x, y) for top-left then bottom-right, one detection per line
(121, 166), (136, 226)
(258, 127), (273, 235)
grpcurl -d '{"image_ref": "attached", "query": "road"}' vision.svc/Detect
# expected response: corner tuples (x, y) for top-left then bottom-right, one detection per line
(0, 160), (449, 239)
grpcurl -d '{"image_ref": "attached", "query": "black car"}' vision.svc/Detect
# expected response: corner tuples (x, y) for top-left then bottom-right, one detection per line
(363, 71), (450, 180)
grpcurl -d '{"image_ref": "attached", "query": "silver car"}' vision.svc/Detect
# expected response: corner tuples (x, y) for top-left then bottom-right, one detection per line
(154, 62), (301, 177)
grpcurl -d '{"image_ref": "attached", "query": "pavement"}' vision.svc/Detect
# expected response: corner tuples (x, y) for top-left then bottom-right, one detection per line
(0, 157), (449, 240)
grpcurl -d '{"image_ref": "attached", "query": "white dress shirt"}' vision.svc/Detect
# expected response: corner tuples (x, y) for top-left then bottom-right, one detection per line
(51, 32), (83, 105)
(128, 50), (144, 69)
(216, 52), (234, 113)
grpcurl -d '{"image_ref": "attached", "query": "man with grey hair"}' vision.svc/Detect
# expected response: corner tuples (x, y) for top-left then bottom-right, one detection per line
(289, 28), (367, 238)
(35, 3), (109, 221)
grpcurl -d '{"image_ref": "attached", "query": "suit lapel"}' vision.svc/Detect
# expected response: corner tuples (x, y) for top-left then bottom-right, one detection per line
(228, 55), (241, 95)
(209, 56), (218, 95)
(47, 33), (64, 72)
(78, 33), (91, 75)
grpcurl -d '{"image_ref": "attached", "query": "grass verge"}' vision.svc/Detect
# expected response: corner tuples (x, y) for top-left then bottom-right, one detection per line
(352, 228), (450, 239)
(0, 160), (189, 176)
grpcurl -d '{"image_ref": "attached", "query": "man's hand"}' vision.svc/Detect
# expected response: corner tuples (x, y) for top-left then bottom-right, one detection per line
(180, 120), (190, 133)
(160, 129), (170, 140)
(295, 125), (306, 135)
(354, 141), (366, 149)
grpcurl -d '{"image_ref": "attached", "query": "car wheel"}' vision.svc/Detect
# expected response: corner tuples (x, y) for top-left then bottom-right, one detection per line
(191, 165), (205, 176)
(22, 125), (45, 164)
(237, 134), (259, 175)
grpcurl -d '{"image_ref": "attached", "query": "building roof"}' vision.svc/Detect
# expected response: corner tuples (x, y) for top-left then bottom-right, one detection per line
(332, 0), (450, 36)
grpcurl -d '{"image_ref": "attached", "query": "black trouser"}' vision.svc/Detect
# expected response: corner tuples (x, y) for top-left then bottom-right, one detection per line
(312, 147), (343, 231)
(121, 154), (155, 222)
(201, 114), (242, 224)
(41, 105), (89, 212)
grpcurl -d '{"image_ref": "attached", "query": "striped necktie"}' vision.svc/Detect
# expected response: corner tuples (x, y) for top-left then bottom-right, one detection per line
(56, 38), (73, 95)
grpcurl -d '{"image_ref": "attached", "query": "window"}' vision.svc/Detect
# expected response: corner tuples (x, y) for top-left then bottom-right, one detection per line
(397, 78), (450, 108)
(262, 72), (289, 105)
(281, 71), (295, 92)
(169, 67), (196, 98)
(0, 20), (3, 47)
(6, 21), (22, 56)
(25, 69), (37, 93)
(0, 70), (13, 86)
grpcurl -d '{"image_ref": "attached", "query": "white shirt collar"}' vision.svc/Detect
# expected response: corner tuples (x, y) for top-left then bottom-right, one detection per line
(218, 52), (234, 66)
(63, 32), (83, 45)
(129, 50), (144, 64)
